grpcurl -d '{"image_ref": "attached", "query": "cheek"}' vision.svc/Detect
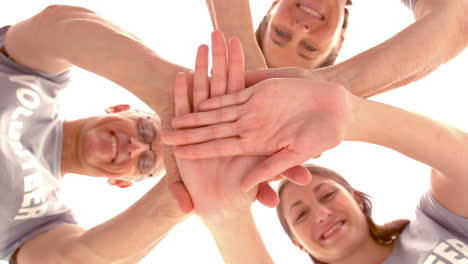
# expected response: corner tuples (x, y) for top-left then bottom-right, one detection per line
(290, 221), (315, 248)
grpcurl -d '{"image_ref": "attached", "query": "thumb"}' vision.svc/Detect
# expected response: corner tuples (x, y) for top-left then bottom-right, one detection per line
(280, 165), (312, 185)
(241, 149), (306, 192)
(256, 182), (280, 208)
(168, 181), (193, 214)
(245, 69), (276, 87)
(164, 147), (194, 214)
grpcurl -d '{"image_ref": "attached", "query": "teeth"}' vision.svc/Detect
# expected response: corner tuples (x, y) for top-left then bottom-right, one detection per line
(111, 134), (117, 161)
(323, 222), (344, 239)
(299, 4), (322, 19)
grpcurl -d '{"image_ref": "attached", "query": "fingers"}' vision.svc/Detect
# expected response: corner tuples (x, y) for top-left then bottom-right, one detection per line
(244, 67), (307, 87)
(193, 45), (210, 112)
(173, 137), (245, 159)
(241, 149), (308, 192)
(198, 87), (252, 111)
(280, 165), (312, 185)
(244, 69), (273, 87)
(164, 122), (238, 145)
(210, 31), (228, 97)
(227, 37), (245, 93)
(170, 105), (240, 129)
(256, 182), (280, 208)
(174, 73), (190, 117)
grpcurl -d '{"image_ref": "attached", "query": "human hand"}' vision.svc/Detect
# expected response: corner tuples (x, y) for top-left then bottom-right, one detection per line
(171, 31), (282, 216)
(164, 75), (350, 192)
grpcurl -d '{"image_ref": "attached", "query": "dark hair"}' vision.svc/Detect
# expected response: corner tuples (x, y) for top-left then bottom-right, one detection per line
(255, 0), (353, 68)
(276, 164), (410, 264)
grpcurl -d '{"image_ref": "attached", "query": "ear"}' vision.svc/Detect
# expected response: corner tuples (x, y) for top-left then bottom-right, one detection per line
(292, 239), (305, 251)
(105, 104), (131, 114)
(107, 178), (133, 188)
(352, 192), (365, 212)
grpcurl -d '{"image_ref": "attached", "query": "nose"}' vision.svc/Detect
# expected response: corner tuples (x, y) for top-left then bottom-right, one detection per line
(315, 204), (332, 224)
(129, 137), (150, 158)
(294, 20), (310, 32)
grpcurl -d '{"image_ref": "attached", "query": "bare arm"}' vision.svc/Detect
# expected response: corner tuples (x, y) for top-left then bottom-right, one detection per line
(3, 4), (190, 115)
(347, 95), (468, 217)
(202, 211), (274, 264)
(14, 176), (188, 264)
(4, 4), (191, 213)
(206, 0), (267, 70)
(320, 0), (468, 97)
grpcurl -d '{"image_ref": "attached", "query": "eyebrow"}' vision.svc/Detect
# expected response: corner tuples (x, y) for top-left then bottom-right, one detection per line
(270, 35), (284, 47)
(288, 183), (326, 212)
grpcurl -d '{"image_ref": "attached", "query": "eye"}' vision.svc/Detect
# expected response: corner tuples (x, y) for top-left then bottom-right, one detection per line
(303, 42), (317, 52)
(275, 28), (289, 38)
(296, 210), (308, 222)
(321, 191), (336, 202)
(138, 117), (156, 143)
(138, 150), (156, 175)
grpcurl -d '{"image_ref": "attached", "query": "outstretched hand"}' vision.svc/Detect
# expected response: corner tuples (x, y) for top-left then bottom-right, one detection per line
(167, 31), (308, 214)
(164, 66), (350, 192)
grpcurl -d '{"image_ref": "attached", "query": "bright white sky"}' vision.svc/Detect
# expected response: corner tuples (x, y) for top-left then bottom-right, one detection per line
(2, 1), (467, 263)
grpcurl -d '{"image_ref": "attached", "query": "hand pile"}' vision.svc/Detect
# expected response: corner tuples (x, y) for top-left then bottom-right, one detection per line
(163, 31), (350, 216)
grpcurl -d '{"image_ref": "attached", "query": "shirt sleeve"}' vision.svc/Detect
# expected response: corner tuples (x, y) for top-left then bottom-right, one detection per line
(7, 212), (77, 264)
(0, 26), (70, 85)
(417, 191), (468, 240)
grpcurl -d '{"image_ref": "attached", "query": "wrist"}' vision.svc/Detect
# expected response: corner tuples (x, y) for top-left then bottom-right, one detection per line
(201, 206), (253, 228)
(143, 177), (188, 220)
(343, 95), (376, 143)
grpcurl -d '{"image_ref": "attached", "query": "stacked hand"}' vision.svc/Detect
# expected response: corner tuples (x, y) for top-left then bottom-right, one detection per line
(164, 40), (351, 193)
(167, 32), (301, 216)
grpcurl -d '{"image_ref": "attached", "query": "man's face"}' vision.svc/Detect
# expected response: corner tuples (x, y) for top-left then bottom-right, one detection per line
(262, 0), (347, 68)
(76, 106), (164, 187)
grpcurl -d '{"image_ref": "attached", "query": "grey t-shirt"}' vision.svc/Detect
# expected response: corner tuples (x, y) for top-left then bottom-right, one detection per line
(385, 191), (468, 264)
(0, 26), (77, 262)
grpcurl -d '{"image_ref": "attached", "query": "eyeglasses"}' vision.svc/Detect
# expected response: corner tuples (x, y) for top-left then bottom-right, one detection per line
(137, 116), (157, 177)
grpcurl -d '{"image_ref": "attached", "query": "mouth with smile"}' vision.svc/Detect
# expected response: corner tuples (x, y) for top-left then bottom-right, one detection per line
(296, 2), (325, 21)
(111, 131), (118, 162)
(319, 220), (346, 241)
(110, 131), (131, 164)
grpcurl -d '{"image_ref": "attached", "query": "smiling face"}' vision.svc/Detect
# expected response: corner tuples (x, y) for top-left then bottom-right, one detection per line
(74, 107), (164, 186)
(279, 174), (369, 262)
(260, 0), (348, 68)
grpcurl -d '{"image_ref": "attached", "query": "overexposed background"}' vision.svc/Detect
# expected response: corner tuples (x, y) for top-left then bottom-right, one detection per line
(1, 1), (467, 263)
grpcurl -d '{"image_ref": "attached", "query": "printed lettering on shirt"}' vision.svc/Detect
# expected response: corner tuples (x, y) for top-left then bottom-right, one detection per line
(424, 239), (468, 264)
(7, 75), (49, 220)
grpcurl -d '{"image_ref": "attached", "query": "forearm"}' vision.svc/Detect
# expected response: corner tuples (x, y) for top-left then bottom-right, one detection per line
(208, 0), (267, 70)
(5, 5), (190, 114)
(321, 0), (467, 97)
(202, 209), (274, 264)
(345, 94), (468, 179)
(68, 177), (187, 263)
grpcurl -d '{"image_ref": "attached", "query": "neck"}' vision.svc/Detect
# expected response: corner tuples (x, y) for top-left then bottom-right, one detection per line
(61, 118), (87, 176)
(334, 237), (393, 264)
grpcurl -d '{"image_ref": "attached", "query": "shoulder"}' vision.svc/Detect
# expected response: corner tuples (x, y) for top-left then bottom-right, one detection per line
(416, 191), (468, 239)
(0, 25), (70, 85)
